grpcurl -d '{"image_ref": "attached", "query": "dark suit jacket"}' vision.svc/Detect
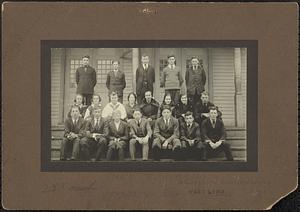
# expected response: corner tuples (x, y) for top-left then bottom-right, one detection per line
(193, 101), (215, 122)
(136, 65), (155, 94)
(107, 120), (129, 141)
(140, 98), (160, 120)
(106, 70), (126, 96)
(180, 121), (201, 142)
(128, 118), (152, 138)
(76, 65), (97, 94)
(154, 116), (179, 140)
(64, 117), (85, 138)
(84, 117), (108, 139)
(174, 102), (193, 119)
(201, 118), (226, 142)
(185, 66), (206, 95)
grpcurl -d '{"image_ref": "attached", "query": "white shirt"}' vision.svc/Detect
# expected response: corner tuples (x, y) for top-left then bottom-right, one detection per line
(143, 64), (148, 70)
(72, 118), (78, 125)
(114, 121), (121, 131)
(164, 118), (170, 126)
(168, 64), (175, 69)
(102, 102), (127, 119)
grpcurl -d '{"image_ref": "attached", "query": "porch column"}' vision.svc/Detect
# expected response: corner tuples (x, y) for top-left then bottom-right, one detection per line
(234, 48), (243, 127)
(132, 48), (139, 93)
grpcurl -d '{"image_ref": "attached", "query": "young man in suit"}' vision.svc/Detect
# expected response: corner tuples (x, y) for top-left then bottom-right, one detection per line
(193, 92), (216, 126)
(136, 54), (155, 104)
(185, 57), (206, 105)
(106, 60), (126, 103)
(153, 105), (182, 161)
(80, 107), (108, 161)
(180, 111), (206, 161)
(160, 55), (184, 105)
(106, 110), (129, 161)
(101, 92), (127, 121)
(128, 108), (152, 161)
(140, 90), (160, 129)
(75, 55), (97, 106)
(60, 105), (85, 161)
(201, 107), (233, 161)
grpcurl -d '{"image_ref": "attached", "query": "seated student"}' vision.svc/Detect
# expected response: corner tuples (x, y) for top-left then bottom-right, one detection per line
(80, 106), (108, 161)
(128, 108), (152, 161)
(158, 92), (176, 118)
(180, 111), (205, 161)
(60, 105), (85, 161)
(102, 92), (127, 121)
(174, 94), (193, 124)
(194, 92), (220, 126)
(67, 94), (87, 118)
(201, 107), (233, 161)
(152, 105), (181, 161)
(124, 92), (138, 121)
(83, 94), (102, 120)
(140, 90), (160, 128)
(106, 110), (129, 161)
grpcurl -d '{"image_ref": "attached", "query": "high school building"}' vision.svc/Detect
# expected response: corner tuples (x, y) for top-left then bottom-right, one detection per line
(51, 47), (247, 160)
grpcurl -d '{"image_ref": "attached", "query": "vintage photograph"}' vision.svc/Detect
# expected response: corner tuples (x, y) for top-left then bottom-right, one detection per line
(49, 46), (247, 164)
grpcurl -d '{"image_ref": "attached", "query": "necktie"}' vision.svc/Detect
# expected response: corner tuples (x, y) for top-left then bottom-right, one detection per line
(137, 120), (141, 127)
(193, 66), (196, 70)
(212, 120), (216, 128)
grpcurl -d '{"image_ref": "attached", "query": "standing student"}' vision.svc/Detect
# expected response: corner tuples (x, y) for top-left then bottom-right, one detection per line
(152, 105), (182, 161)
(60, 105), (85, 161)
(106, 60), (126, 103)
(75, 55), (97, 106)
(80, 107), (108, 161)
(185, 57), (206, 105)
(193, 92), (215, 126)
(106, 110), (129, 161)
(128, 108), (152, 161)
(160, 55), (183, 105)
(136, 54), (155, 104)
(201, 107), (233, 161)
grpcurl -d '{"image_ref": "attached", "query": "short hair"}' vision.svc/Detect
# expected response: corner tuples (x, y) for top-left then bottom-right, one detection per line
(191, 56), (199, 61)
(145, 90), (152, 95)
(127, 92), (137, 102)
(161, 105), (171, 112)
(141, 54), (149, 58)
(92, 94), (102, 102)
(110, 91), (118, 97)
(112, 60), (120, 64)
(185, 111), (194, 117)
(209, 106), (217, 112)
(70, 105), (80, 111)
(201, 92), (209, 97)
(167, 54), (175, 59)
(133, 107), (142, 113)
(82, 55), (90, 59)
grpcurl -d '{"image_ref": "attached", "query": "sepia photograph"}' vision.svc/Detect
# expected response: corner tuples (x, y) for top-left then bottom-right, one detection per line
(42, 40), (257, 171)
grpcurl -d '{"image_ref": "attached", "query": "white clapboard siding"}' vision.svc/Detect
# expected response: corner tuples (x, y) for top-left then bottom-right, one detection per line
(51, 49), (62, 126)
(211, 48), (235, 126)
(241, 48), (247, 127)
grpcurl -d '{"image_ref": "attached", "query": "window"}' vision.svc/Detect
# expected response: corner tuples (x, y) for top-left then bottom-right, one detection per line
(70, 59), (83, 85)
(97, 59), (113, 84)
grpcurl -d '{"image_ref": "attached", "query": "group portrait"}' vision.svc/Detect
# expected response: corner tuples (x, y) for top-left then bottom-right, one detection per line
(50, 47), (247, 163)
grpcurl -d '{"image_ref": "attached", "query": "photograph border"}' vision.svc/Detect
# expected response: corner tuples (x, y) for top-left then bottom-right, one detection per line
(41, 40), (258, 172)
